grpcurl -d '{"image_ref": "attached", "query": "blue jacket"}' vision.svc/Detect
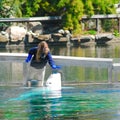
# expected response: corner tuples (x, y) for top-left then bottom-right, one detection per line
(25, 47), (57, 69)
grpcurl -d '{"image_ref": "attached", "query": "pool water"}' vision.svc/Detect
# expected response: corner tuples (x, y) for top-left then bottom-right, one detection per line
(1, 84), (120, 120)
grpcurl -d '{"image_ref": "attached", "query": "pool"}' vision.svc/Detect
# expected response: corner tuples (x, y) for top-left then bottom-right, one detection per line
(1, 84), (120, 120)
(0, 53), (120, 120)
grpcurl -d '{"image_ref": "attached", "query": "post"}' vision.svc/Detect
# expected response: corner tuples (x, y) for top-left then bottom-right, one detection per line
(96, 18), (100, 33)
(112, 63), (120, 82)
(108, 67), (112, 83)
(118, 18), (120, 33)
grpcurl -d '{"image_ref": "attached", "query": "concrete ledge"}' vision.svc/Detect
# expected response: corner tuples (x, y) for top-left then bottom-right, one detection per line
(0, 53), (113, 67)
(54, 55), (113, 68)
(113, 63), (120, 70)
(0, 53), (113, 68)
(0, 53), (27, 62)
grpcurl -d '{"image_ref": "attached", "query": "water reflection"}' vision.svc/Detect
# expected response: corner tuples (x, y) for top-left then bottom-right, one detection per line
(41, 44), (120, 60)
(26, 89), (62, 120)
(2, 84), (120, 120)
(1, 44), (120, 60)
(6, 87), (62, 120)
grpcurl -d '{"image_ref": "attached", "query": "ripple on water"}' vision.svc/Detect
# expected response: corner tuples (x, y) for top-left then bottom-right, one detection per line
(1, 84), (120, 120)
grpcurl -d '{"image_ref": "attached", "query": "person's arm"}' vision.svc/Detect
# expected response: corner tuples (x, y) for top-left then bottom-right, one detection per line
(25, 47), (36, 63)
(25, 53), (32, 63)
(47, 52), (60, 69)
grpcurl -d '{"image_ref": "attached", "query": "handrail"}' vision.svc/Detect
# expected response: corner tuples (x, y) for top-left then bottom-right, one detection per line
(0, 14), (119, 23)
(0, 16), (62, 22)
(0, 53), (113, 67)
(0, 53), (114, 83)
(0, 53), (120, 83)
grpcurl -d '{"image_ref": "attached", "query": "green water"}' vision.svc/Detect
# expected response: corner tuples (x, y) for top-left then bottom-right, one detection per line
(1, 84), (120, 120)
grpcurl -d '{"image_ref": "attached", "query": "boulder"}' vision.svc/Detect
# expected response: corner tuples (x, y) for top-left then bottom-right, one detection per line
(80, 35), (95, 43)
(27, 22), (43, 35)
(51, 33), (63, 41)
(6, 26), (27, 42)
(0, 32), (9, 42)
(95, 33), (114, 44)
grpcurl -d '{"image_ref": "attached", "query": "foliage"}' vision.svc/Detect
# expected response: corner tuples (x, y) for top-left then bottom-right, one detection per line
(101, 19), (118, 32)
(113, 30), (120, 37)
(0, 0), (12, 18)
(0, 0), (120, 34)
(83, 30), (97, 35)
(83, 0), (94, 16)
(87, 30), (97, 35)
(21, 0), (42, 17)
(57, 0), (84, 34)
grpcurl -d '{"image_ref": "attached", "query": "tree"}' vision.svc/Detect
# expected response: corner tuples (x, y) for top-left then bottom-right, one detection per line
(82, 0), (118, 15)
(21, 0), (42, 17)
(83, 0), (94, 16)
(0, 0), (119, 34)
(57, 0), (84, 34)
(0, 0), (12, 18)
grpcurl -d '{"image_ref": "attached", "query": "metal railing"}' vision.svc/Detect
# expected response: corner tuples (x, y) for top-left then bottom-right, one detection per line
(0, 53), (119, 86)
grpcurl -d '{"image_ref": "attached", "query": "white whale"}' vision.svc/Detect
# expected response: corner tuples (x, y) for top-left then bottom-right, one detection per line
(46, 72), (62, 91)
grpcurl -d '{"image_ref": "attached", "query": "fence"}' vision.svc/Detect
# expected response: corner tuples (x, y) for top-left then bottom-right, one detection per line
(0, 53), (119, 86)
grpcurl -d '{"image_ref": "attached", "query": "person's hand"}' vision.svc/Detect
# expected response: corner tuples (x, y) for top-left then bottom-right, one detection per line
(52, 65), (61, 69)
(56, 66), (61, 69)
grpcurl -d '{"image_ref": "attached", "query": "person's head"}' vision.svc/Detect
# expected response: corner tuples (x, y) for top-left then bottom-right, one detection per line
(36, 41), (50, 61)
(37, 41), (49, 54)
